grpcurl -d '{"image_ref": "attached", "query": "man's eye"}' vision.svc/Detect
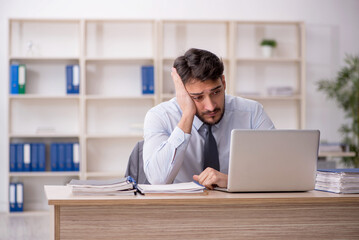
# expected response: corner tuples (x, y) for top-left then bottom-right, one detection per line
(212, 90), (221, 95)
(193, 96), (203, 101)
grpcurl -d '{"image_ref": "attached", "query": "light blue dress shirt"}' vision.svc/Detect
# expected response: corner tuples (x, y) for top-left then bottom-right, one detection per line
(143, 95), (275, 184)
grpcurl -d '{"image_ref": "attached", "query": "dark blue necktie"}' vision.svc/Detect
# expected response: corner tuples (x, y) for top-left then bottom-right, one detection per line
(203, 124), (220, 171)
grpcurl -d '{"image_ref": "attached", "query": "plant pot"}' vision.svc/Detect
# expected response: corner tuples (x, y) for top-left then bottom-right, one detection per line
(261, 46), (273, 58)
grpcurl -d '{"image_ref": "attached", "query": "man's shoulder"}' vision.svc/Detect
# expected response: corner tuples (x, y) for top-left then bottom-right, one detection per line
(225, 95), (263, 112)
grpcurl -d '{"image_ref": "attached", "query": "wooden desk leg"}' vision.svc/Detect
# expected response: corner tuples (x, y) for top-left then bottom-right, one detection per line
(49, 206), (54, 240)
(51, 205), (60, 240)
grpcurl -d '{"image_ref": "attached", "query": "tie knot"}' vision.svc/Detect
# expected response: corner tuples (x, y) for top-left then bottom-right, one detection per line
(205, 124), (212, 133)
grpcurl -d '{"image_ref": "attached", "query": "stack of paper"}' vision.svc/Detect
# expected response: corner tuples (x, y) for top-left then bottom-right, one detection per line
(315, 169), (359, 194)
(68, 177), (137, 196)
(137, 182), (205, 194)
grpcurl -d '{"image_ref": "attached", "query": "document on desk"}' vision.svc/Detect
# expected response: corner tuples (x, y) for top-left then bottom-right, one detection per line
(137, 182), (205, 194)
(315, 168), (359, 194)
(68, 176), (137, 195)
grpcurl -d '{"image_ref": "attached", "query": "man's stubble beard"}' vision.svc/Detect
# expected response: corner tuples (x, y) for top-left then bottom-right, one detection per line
(196, 104), (225, 126)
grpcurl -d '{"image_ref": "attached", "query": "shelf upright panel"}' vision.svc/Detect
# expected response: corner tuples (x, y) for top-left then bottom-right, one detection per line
(84, 20), (155, 180)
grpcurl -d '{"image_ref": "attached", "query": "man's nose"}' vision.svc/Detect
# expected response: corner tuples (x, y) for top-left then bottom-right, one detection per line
(204, 96), (216, 111)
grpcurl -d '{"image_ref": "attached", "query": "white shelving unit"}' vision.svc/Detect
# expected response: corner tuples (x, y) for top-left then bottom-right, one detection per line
(158, 20), (305, 129)
(6, 18), (306, 213)
(83, 20), (156, 181)
(232, 21), (306, 129)
(7, 19), (82, 212)
(7, 19), (157, 213)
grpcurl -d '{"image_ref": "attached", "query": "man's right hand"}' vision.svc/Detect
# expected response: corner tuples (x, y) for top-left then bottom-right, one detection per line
(171, 67), (196, 133)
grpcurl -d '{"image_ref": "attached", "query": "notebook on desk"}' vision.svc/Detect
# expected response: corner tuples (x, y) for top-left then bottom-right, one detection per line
(215, 129), (320, 192)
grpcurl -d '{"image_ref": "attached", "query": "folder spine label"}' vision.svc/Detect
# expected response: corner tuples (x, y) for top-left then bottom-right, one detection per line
(73, 143), (80, 171)
(23, 143), (31, 171)
(16, 183), (23, 212)
(9, 183), (16, 212)
(18, 64), (26, 94)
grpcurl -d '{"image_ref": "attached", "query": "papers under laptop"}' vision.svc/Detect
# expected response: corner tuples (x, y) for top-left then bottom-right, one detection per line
(215, 130), (320, 192)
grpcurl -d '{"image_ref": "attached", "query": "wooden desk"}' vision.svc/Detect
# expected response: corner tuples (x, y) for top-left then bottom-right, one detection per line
(45, 186), (359, 240)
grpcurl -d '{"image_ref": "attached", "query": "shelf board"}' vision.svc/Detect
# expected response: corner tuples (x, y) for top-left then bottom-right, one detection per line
(86, 133), (143, 139)
(236, 57), (301, 63)
(162, 57), (230, 62)
(85, 19), (155, 23)
(9, 95), (80, 100)
(9, 133), (80, 138)
(235, 20), (303, 25)
(85, 57), (154, 62)
(318, 151), (356, 158)
(162, 19), (229, 24)
(86, 172), (125, 178)
(7, 210), (50, 216)
(9, 172), (80, 177)
(10, 56), (79, 61)
(161, 93), (175, 99)
(85, 95), (155, 100)
(238, 94), (301, 100)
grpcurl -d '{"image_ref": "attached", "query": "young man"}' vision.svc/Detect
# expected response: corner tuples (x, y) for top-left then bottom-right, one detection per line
(143, 48), (275, 189)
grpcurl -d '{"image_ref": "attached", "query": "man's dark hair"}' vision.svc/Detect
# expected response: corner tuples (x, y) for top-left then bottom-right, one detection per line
(173, 48), (224, 85)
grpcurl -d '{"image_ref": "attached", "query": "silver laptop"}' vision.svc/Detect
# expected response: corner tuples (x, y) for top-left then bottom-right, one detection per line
(216, 129), (320, 192)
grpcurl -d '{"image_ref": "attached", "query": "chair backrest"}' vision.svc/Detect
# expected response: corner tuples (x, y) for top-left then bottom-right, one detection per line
(125, 140), (149, 184)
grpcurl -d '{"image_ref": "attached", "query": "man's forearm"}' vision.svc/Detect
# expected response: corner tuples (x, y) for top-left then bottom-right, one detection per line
(143, 126), (191, 184)
(177, 112), (195, 134)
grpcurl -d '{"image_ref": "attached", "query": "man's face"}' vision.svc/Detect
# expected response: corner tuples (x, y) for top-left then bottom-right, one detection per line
(185, 76), (226, 125)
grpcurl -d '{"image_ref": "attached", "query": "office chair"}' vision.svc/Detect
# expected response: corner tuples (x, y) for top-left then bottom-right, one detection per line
(125, 140), (149, 184)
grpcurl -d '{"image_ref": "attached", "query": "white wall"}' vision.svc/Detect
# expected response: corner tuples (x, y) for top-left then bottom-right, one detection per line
(1, 0), (358, 211)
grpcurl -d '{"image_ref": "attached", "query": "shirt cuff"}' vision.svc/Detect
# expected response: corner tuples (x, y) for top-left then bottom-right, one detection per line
(167, 126), (191, 149)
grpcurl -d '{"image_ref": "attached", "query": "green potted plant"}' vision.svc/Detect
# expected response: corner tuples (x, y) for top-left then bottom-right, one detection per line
(260, 39), (277, 58)
(317, 55), (359, 167)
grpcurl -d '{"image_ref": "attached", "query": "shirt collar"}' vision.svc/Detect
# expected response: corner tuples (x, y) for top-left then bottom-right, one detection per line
(193, 115), (203, 131)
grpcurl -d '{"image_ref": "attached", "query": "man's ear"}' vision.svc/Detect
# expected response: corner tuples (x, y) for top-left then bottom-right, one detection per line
(221, 75), (226, 90)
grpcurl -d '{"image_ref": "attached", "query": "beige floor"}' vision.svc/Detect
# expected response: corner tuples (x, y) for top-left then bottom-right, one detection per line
(0, 212), (50, 240)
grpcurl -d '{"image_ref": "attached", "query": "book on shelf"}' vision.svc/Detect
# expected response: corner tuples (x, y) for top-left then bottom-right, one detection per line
(10, 64), (19, 94)
(23, 143), (31, 171)
(10, 143), (46, 172)
(16, 143), (24, 171)
(18, 64), (26, 94)
(51, 142), (80, 172)
(137, 181), (205, 194)
(315, 168), (359, 194)
(68, 176), (137, 196)
(37, 143), (46, 171)
(9, 144), (16, 172)
(9, 182), (23, 212)
(9, 183), (16, 212)
(141, 65), (154, 95)
(267, 86), (293, 96)
(319, 142), (348, 152)
(66, 65), (80, 94)
(10, 64), (26, 94)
